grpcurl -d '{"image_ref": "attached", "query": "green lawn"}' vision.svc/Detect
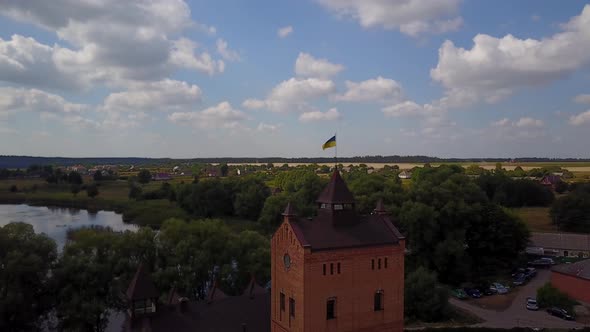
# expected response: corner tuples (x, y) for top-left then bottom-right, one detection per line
(513, 207), (558, 232)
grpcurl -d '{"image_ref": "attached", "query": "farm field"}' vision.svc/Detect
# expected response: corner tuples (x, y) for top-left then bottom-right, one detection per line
(513, 207), (558, 233)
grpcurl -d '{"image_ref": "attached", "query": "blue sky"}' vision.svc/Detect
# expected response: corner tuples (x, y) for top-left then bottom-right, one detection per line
(1, 0), (590, 158)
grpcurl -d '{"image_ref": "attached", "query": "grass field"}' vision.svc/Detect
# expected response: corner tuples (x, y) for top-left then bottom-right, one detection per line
(513, 207), (558, 232)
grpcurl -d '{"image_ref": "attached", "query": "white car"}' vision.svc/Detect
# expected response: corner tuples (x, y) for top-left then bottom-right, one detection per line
(491, 282), (509, 294)
(526, 297), (539, 311)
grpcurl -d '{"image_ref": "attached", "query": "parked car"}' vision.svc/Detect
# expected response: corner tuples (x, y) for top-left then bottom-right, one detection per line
(483, 287), (497, 296)
(547, 307), (574, 320)
(529, 257), (556, 267)
(512, 273), (527, 286)
(490, 282), (509, 294)
(464, 288), (482, 298)
(452, 288), (468, 300)
(525, 267), (537, 279)
(526, 297), (539, 311)
(511, 268), (526, 278)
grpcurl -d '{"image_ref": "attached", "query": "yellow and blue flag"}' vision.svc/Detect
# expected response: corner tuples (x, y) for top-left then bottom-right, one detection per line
(322, 135), (336, 150)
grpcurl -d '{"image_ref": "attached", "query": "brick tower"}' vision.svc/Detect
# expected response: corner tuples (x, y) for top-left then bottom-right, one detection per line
(271, 171), (405, 332)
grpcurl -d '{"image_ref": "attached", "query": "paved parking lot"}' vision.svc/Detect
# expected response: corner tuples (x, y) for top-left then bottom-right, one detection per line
(450, 269), (588, 328)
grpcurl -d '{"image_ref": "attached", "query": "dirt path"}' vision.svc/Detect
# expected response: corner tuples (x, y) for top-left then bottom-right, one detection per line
(450, 269), (588, 328)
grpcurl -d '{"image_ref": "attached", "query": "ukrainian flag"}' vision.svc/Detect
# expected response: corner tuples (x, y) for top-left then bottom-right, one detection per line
(322, 135), (336, 150)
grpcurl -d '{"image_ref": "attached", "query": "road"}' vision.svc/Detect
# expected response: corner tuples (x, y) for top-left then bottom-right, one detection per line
(450, 269), (588, 328)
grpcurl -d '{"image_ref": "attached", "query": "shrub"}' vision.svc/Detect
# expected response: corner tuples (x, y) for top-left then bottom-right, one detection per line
(537, 282), (576, 312)
(9, 184), (18, 193)
(405, 267), (451, 322)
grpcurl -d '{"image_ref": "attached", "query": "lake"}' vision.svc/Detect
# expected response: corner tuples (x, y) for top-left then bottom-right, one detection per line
(0, 204), (138, 250)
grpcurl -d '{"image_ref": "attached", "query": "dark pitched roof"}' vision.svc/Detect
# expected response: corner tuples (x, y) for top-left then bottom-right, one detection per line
(126, 263), (159, 300)
(317, 171), (355, 204)
(126, 291), (271, 332)
(293, 213), (402, 251)
(206, 280), (227, 303)
(242, 275), (267, 299)
(552, 258), (590, 280)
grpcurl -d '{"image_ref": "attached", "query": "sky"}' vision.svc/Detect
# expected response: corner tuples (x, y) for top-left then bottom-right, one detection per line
(1, 0), (590, 158)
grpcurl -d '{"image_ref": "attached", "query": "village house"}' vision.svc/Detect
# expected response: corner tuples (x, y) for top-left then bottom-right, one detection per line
(551, 259), (590, 304)
(398, 171), (411, 179)
(527, 232), (590, 258)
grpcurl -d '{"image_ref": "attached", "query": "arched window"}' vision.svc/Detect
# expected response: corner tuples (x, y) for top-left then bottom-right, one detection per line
(327, 297), (336, 320)
(374, 290), (384, 311)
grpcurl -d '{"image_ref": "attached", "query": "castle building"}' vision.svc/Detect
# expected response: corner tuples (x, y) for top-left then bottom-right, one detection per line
(271, 171), (405, 332)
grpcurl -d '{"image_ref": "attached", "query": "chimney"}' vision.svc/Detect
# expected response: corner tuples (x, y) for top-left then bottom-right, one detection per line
(373, 199), (387, 215)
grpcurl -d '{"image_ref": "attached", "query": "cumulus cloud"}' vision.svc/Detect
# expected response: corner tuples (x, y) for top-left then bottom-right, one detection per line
(216, 38), (241, 62)
(382, 101), (424, 117)
(574, 94), (590, 104)
(242, 77), (335, 112)
(278, 26), (294, 38)
(0, 0), (224, 89)
(316, 0), (462, 36)
(335, 77), (404, 103)
(0, 87), (89, 115)
(101, 79), (202, 113)
(295, 52), (344, 78)
(257, 122), (281, 133)
(169, 102), (247, 129)
(492, 117), (544, 128)
(299, 108), (341, 122)
(431, 5), (590, 107)
(569, 110), (590, 126)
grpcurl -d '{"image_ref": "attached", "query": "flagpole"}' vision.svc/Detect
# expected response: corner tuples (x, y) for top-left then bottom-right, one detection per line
(334, 132), (337, 171)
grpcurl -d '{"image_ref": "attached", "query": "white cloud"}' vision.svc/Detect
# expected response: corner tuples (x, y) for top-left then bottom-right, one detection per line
(216, 38), (241, 62)
(491, 117), (544, 128)
(431, 5), (590, 107)
(295, 52), (344, 79)
(242, 77), (336, 113)
(0, 87), (89, 115)
(168, 102), (247, 129)
(257, 122), (281, 133)
(382, 101), (424, 117)
(101, 79), (202, 113)
(299, 108), (341, 122)
(491, 118), (510, 127)
(569, 110), (590, 126)
(531, 14), (541, 22)
(0, 0), (224, 90)
(316, 0), (462, 36)
(574, 94), (590, 104)
(278, 26), (294, 38)
(335, 76), (403, 103)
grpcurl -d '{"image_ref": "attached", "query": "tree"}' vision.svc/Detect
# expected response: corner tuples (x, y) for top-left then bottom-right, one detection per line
(233, 177), (271, 220)
(537, 282), (576, 312)
(93, 171), (103, 182)
(404, 267), (451, 322)
(128, 183), (143, 199)
(551, 185), (590, 233)
(137, 169), (152, 185)
(86, 183), (99, 198)
(9, 184), (17, 193)
(0, 223), (57, 331)
(220, 163), (229, 177)
(70, 183), (81, 197)
(554, 180), (568, 194)
(68, 171), (83, 185)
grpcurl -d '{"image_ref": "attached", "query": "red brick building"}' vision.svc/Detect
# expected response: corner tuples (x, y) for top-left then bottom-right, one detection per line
(551, 259), (590, 304)
(271, 171), (405, 332)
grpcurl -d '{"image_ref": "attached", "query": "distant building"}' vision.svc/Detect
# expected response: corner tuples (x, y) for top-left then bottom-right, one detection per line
(206, 168), (219, 177)
(540, 175), (562, 189)
(271, 171), (405, 332)
(528, 232), (590, 258)
(551, 259), (590, 304)
(398, 171), (412, 179)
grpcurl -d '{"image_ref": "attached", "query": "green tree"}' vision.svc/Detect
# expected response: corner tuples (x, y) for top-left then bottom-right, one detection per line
(70, 183), (81, 197)
(551, 185), (590, 233)
(93, 171), (103, 182)
(86, 183), (99, 199)
(404, 267), (451, 322)
(537, 282), (576, 312)
(554, 180), (568, 194)
(137, 169), (152, 185)
(128, 183), (143, 199)
(68, 171), (83, 185)
(0, 223), (57, 331)
(233, 177), (271, 220)
(220, 163), (229, 177)
(9, 184), (17, 192)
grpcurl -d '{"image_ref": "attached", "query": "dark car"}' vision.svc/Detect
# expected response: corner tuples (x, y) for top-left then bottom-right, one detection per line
(525, 267), (537, 279)
(512, 273), (527, 286)
(547, 307), (574, 320)
(464, 288), (482, 298)
(482, 286), (497, 296)
(529, 257), (556, 268)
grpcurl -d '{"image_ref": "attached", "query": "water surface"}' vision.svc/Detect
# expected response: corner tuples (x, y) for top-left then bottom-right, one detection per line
(0, 204), (137, 250)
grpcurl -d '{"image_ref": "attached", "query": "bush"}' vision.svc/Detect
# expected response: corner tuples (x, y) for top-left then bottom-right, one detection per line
(9, 184), (18, 193)
(537, 282), (576, 312)
(86, 183), (99, 198)
(404, 267), (451, 322)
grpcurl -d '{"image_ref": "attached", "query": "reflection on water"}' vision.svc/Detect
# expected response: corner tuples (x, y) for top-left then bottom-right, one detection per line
(0, 204), (137, 250)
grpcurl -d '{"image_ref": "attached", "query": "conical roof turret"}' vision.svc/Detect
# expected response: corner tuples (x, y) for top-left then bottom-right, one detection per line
(316, 171), (355, 204)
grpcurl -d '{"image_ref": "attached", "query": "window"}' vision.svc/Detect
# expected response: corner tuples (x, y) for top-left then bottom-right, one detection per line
(385, 257), (388, 269)
(321, 203), (327, 209)
(333, 204), (343, 210)
(337, 262), (341, 274)
(372, 259), (375, 270)
(289, 298), (295, 317)
(323, 264), (326, 275)
(280, 292), (285, 312)
(344, 203), (353, 210)
(374, 291), (384, 311)
(326, 298), (336, 320)
(378, 258), (381, 269)
(330, 263), (334, 275)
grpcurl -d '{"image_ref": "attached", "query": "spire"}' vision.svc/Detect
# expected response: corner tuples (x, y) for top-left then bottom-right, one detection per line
(282, 202), (297, 217)
(316, 170), (355, 204)
(126, 263), (159, 301)
(374, 199), (387, 215)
